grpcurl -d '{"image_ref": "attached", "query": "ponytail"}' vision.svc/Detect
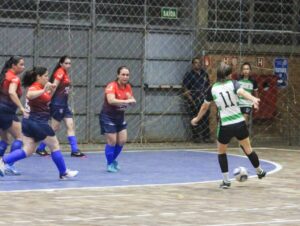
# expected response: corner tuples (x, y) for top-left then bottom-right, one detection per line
(22, 67), (47, 88)
(0, 56), (23, 85)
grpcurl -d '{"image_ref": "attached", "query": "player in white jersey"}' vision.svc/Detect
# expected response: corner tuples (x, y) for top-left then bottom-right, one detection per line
(191, 63), (266, 189)
(238, 62), (258, 124)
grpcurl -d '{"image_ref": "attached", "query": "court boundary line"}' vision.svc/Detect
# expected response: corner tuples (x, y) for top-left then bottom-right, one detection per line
(1, 148), (282, 193)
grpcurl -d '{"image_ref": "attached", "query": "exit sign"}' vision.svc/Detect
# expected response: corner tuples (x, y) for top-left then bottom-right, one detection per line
(161, 7), (178, 19)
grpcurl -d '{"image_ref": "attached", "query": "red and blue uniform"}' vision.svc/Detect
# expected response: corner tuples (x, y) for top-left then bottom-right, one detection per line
(100, 81), (133, 134)
(22, 82), (55, 141)
(0, 69), (22, 130)
(50, 67), (73, 121)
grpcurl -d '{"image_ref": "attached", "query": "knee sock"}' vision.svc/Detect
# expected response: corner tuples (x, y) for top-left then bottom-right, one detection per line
(113, 144), (123, 161)
(0, 140), (8, 157)
(247, 151), (263, 173)
(51, 150), (67, 175)
(218, 153), (229, 182)
(68, 136), (78, 153)
(2, 149), (27, 165)
(37, 142), (47, 151)
(105, 144), (115, 165)
(9, 140), (23, 166)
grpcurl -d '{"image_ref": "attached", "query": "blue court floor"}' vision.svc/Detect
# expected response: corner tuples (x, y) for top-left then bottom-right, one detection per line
(0, 150), (280, 192)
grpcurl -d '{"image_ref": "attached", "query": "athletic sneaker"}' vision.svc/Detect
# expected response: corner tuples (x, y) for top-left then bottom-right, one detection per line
(107, 163), (118, 173)
(113, 160), (120, 170)
(0, 159), (5, 177)
(36, 148), (49, 156)
(4, 164), (21, 176)
(219, 180), (231, 189)
(257, 170), (267, 179)
(71, 150), (86, 157)
(59, 169), (79, 179)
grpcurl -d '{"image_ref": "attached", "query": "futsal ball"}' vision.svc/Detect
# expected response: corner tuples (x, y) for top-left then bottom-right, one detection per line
(233, 166), (248, 182)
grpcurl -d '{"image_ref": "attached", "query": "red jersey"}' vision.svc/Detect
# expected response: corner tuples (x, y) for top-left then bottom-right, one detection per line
(51, 67), (70, 106)
(26, 82), (52, 122)
(101, 81), (133, 116)
(0, 69), (22, 113)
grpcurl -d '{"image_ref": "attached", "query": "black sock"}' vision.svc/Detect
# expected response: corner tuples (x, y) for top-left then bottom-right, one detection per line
(247, 151), (260, 168)
(218, 153), (228, 173)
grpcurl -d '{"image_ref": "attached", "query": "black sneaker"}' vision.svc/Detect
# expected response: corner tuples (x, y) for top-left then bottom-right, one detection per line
(36, 149), (49, 156)
(219, 181), (231, 189)
(257, 170), (267, 179)
(71, 150), (86, 157)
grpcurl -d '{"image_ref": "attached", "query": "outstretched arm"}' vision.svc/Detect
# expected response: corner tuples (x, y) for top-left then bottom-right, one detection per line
(191, 101), (211, 126)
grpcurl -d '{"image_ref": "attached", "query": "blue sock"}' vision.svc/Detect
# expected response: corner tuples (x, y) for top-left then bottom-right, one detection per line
(10, 140), (23, 152)
(2, 149), (27, 165)
(68, 136), (78, 153)
(37, 142), (47, 151)
(105, 144), (115, 165)
(0, 140), (8, 157)
(9, 140), (23, 166)
(113, 144), (123, 161)
(51, 150), (67, 175)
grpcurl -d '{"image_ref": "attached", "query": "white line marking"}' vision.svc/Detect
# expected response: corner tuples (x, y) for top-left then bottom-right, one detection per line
(112, 215), (132, 219)
(204, 219), (300, 226)
(37, 219), (56, 222)
(54, 194), (134, 199)
(182, 211), (197, 215)
(1, 149), (282, 193)
(159, 212), (176, 216)
(13, 221), (32, 224)
(135, 214), (153, 217)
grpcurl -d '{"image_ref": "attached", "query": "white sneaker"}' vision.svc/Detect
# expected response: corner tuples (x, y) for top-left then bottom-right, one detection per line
(59, 169), (79, 179)
(0, 159), (5, 177)
(5, 164), (21, 176)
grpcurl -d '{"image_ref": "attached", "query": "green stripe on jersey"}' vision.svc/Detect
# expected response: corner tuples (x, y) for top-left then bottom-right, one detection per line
(221, 113), (243, 123)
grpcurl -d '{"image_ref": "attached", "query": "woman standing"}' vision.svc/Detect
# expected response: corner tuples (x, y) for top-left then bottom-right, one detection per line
(0, 56), (25, 175)
(0, 67), (78, 178)
(191, 63), (266, 189)
(99, 66), (136, 172)
(35, 56), (85, 157)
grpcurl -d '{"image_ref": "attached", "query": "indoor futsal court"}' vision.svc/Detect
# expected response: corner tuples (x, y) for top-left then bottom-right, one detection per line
(1, 146), (300, 225)
(1, 0), (300, 226)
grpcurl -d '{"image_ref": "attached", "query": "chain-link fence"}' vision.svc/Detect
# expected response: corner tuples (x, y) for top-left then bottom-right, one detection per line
(0, 0), (300, 146)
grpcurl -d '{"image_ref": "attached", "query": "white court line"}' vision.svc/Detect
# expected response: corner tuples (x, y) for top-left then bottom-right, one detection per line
(1, 149), (283, 193)
(204, 219), (300, 226)
(54, 194), (134, 199)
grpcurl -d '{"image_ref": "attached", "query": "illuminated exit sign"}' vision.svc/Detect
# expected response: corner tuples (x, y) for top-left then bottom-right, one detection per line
(161, 7), (178, 19)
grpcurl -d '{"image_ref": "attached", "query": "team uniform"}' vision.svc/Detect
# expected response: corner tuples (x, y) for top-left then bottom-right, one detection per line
(0, 69), (22, 130)
(22, 82), (55, 141)
(205, 80), (248, 144)
(237, 76), (258, 115)
(50, 67), (72, 121)
(99, 81), (133, 134)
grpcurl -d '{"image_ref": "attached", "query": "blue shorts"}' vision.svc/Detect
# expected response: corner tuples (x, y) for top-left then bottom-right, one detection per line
(99, 112), (127, 135)
(22, 118), (55, 142)
(0, 113), (20, 130)
(50, 104), (73, 122)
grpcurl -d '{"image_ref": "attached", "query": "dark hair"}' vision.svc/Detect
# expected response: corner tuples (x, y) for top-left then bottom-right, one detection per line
(22, 67), (48, 88)
(217, 63), (232, 82)
(241, 62), (252, 71)
(192, 57), (201, 64)
(0, 56), (23, 85)
(117, 66), (129, 75)
(50, 55), (70, 82)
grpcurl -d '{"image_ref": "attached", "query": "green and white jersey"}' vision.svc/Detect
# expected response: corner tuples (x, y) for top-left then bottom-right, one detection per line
(238, 78), (258, 107)
(205, 80), (244, 126)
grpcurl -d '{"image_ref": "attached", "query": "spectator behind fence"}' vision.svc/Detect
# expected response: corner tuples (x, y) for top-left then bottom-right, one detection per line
(183, 57), (213, 143)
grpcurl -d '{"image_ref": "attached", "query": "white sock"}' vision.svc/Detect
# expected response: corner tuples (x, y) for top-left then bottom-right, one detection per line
(256, 167), (263, 174)
(223, 172), (229, 182)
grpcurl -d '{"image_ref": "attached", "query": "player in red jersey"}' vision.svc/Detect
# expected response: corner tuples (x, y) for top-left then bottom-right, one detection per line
(35, 56), (85, 157)
(99, 66), (136, 172)
(0, 67), (78, 179)
(0, 56), (25, 175)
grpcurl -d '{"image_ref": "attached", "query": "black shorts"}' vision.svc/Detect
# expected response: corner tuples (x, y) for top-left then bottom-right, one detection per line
(0, 113), (20, 130)
(240, 107), (252, 115)
(217, 121), (249, 144)
(22, 118), (55, 142)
